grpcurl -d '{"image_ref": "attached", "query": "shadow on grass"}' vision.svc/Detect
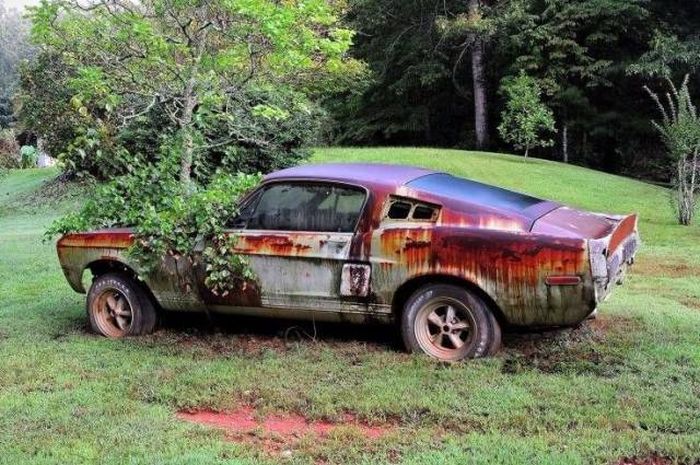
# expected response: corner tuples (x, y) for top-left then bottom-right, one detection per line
(499, 315), (642, 377)
(141, 311), (634, 375)
(52, 305), (640, 378)
(140, 311), (403, 357)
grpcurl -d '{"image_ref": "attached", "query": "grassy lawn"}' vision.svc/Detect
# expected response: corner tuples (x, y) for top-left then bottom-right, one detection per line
(1, 148), (699, 464)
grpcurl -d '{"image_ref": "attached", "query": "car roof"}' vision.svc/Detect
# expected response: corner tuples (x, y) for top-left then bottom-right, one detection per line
(264, 163), (438, 188)
(264, 162), (557, 223)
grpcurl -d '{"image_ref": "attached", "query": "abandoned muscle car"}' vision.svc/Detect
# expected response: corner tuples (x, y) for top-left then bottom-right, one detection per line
(57, 163), (640, 361)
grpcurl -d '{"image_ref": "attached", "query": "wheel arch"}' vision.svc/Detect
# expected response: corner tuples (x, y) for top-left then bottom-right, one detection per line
(86, 259), (139, 280)
(391, 274), (507, 327)
(82, 259), (159, 305)
(60, 256), (138, 294)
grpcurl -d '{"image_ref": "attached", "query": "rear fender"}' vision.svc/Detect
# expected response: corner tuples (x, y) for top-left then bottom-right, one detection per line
(588, 214), (640, 302)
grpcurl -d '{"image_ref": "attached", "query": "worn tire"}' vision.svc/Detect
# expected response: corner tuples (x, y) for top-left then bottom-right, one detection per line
(401, 284), (501, 361)
(485, 308), (502, 356)
(87, 273), (157, 338)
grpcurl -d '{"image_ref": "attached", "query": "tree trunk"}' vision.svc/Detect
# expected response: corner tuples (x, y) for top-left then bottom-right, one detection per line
(562, 123), (569, 163)
(179, 76), (197, 190)
(687, 149), (699, 225)
(179, 29), (207, 190)
(468, 0), (489, 150)
(524, 145), (529, 158)
(180, 128), (194, 188)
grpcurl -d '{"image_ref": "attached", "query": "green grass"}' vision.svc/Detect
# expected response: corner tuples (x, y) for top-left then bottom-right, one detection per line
(1, 148), (699, 464)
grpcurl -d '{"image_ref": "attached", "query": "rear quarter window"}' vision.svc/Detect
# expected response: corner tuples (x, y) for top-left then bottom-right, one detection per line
(384, 197), (440, 222)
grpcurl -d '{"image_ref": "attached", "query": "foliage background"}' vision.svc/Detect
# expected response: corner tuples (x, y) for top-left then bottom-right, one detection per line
(326, 0), (700, 182)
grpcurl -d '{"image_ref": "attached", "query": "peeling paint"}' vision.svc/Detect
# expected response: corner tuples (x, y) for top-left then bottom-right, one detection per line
(56, 164), (640, 329)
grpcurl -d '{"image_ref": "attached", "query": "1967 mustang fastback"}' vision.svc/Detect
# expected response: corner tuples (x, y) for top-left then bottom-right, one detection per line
(57, 163), (639, 361)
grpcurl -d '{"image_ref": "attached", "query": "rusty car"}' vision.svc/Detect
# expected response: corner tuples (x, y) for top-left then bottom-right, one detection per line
(57, 163), (640, 361)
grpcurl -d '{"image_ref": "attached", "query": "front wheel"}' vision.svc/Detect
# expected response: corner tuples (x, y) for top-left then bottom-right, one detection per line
(401, 284), (501, 361)
(87, 273), (157, 338)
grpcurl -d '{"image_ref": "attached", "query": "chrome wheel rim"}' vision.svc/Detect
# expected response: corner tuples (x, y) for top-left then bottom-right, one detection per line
(92, 288), (133, 337)
(414, 297), (476, 360)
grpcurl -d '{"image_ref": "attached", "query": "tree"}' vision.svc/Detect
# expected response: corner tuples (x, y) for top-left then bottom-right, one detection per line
(438, 0), (491, 149)
(645, 76), (700, 225)
(30, 0), (360, 187)
(328, 0), (460, 146)
(18, 53), (85, 166)
(630, 32), (700, 80)
(0, 94), (12, 129)
(328, 0), (700, 182)
(35, 0), (363, 294)
(468, 0), (489, 149)
(497, 72), (555, 157)
(630, 0), (700, 81)
(0, 0), (33, 129)
(498, 0), (649, 164)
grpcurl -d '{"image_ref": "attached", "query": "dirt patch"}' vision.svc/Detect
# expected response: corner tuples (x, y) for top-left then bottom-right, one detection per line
(141, 313), (396, 359)
(588, 313), (643, 335)
(147, 331), (290, 358)
(500, 316), (638, 377)
(615, 454), (675, 465)
(679, 297), (700, 311)
(633, 256), (700, 278)
(178, 406), (392, 454)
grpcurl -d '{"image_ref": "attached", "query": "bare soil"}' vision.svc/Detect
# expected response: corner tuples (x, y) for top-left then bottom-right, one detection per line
(614, 454), (675, 465)
(633, 256), (700, 278)
(177, 405), (392, 454)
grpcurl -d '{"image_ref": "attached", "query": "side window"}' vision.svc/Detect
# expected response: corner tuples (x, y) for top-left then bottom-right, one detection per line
(229, 189), (263, 228)
(247, 183), (366, 232)
(384, 197), (440, 222)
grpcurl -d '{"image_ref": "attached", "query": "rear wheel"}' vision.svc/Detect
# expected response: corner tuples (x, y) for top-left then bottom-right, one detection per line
(87, 273), (157, 338)
(401, 284), (501, 361)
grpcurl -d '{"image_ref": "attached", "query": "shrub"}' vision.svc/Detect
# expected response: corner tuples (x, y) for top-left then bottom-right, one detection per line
(20, 53), (322, 182)
(498, 72), (556, 158)
(645, 75), (700, 225)
(47, 158), (261, 295)
(0, 129), (20, 169)
(20, 145), (38, 169)
(25, 0), (359, 185)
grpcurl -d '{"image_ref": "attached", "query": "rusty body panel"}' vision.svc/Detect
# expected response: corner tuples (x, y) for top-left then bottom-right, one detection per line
(57, 163), (640, 328)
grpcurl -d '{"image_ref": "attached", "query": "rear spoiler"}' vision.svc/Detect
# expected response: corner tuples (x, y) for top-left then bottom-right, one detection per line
(607, 214), (638, 257)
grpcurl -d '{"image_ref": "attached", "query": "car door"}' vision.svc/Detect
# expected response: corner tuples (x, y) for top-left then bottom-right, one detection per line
(206, 181), (369, 316)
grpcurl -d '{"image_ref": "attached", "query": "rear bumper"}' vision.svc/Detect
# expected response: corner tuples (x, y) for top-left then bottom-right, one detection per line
(589, 229), (640, 303)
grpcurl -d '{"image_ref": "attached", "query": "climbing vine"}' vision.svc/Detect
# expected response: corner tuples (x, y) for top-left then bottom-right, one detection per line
(47, 159), (261, 295)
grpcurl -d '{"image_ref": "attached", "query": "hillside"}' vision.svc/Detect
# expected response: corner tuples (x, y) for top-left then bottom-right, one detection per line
(312, 147), (688, 247)
(0, 149), (699, 465)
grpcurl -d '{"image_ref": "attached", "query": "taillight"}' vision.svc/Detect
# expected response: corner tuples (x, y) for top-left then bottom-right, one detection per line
(545, 275), (582, 286)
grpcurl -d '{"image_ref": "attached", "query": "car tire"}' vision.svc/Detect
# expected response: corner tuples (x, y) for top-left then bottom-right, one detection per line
(485, 308), (502, 356)
(401, 284), (501, 361)
(87, 273), (157, 338)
